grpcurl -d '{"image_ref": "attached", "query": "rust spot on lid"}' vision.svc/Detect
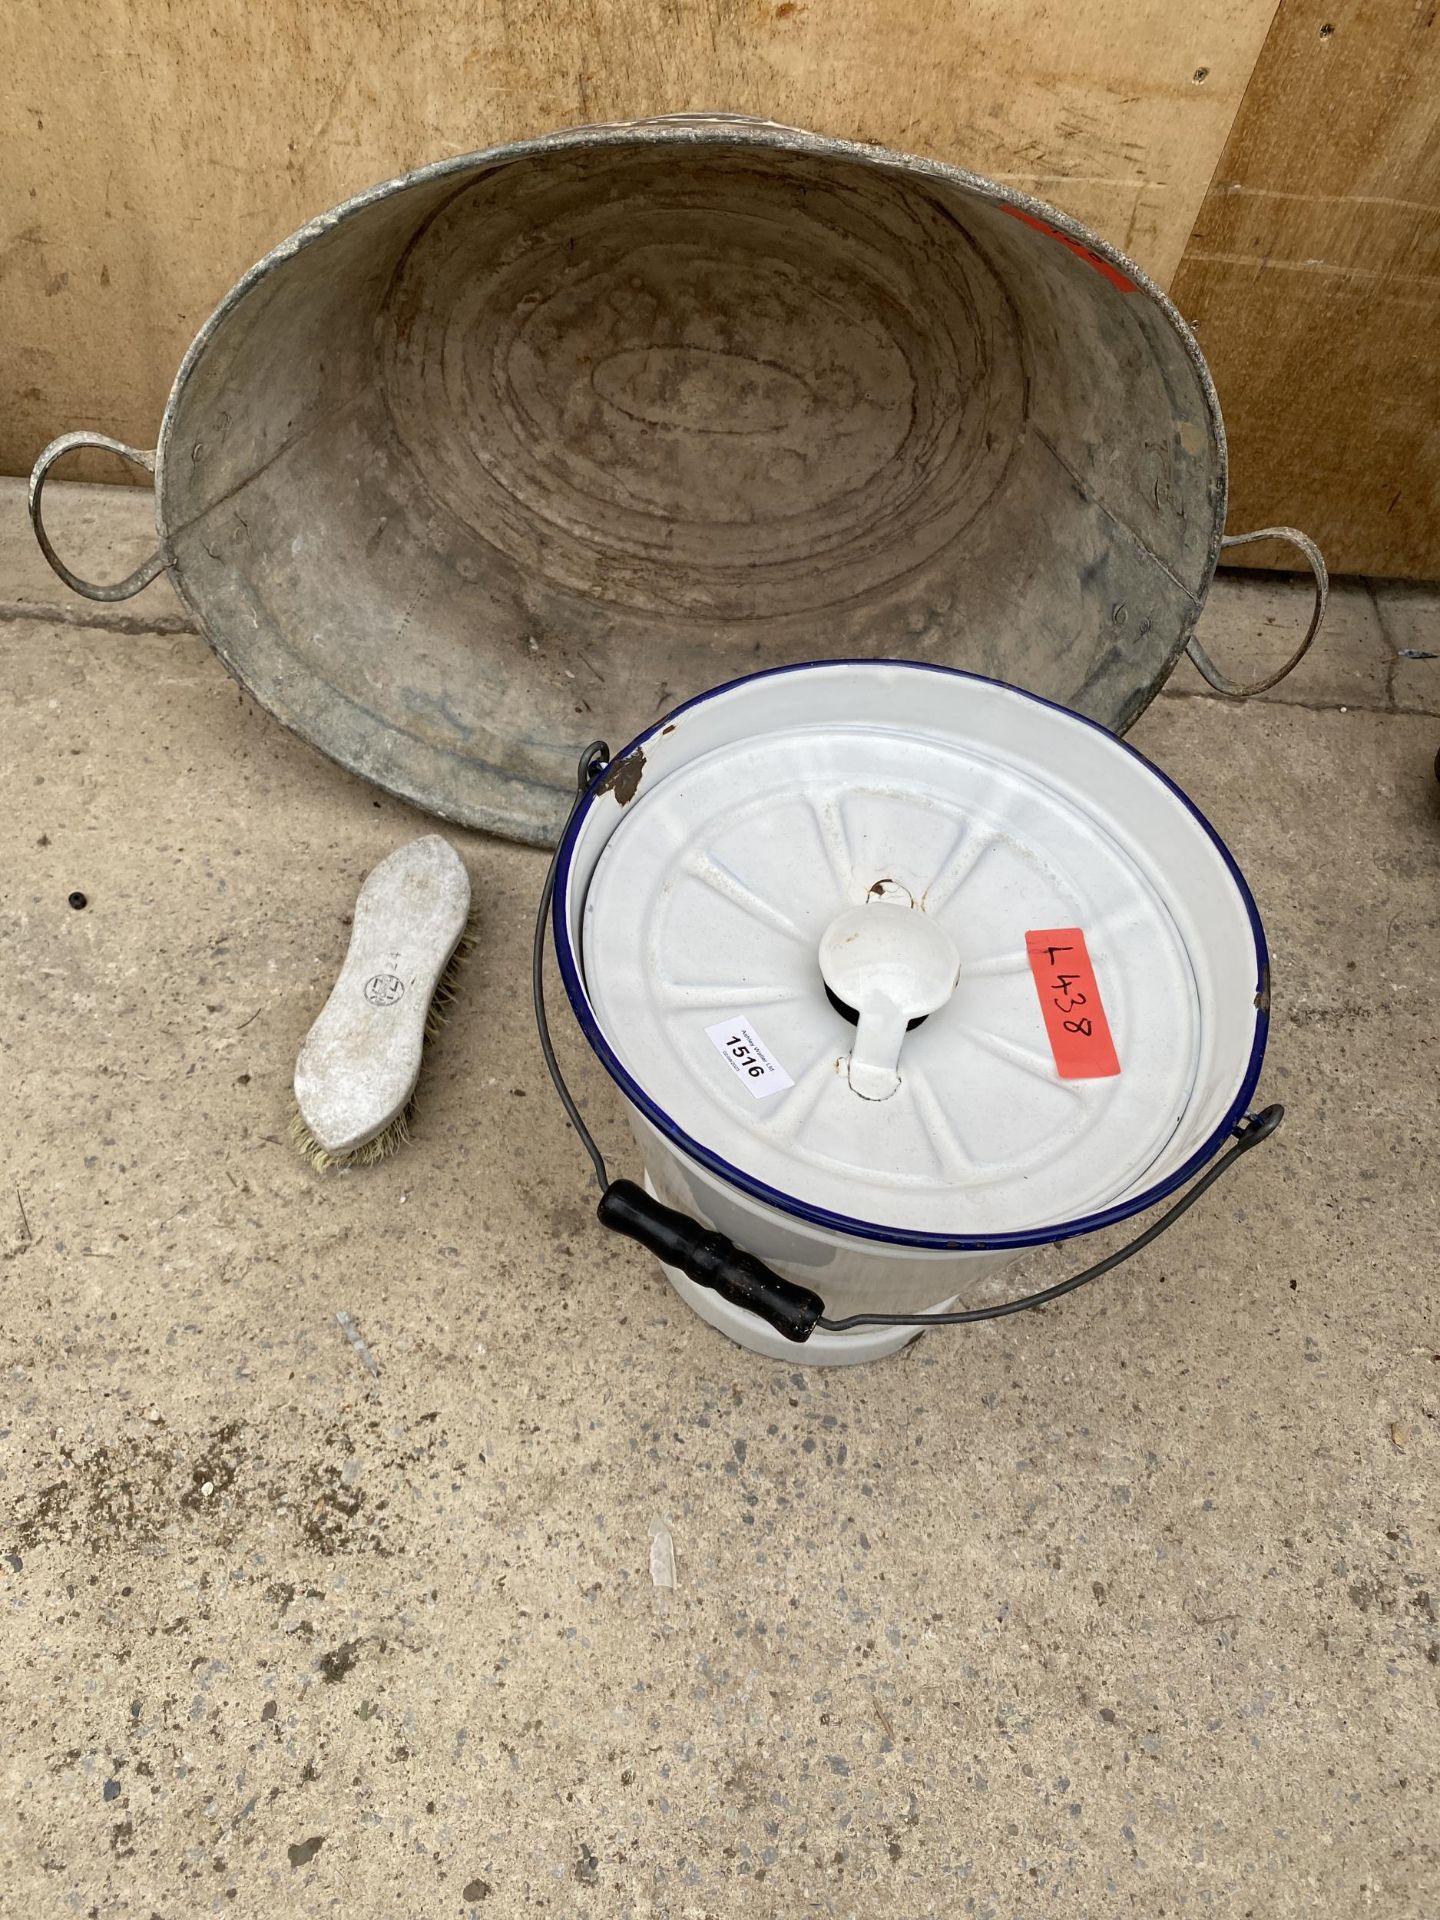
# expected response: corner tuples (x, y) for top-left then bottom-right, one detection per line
(661, 724), (676, 735)
(1255, 965), (1271, 1014)
(598, 745), (645, 806)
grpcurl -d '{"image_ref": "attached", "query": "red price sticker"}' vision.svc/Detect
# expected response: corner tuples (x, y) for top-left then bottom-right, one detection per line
(1025, 928), (1121, 1080)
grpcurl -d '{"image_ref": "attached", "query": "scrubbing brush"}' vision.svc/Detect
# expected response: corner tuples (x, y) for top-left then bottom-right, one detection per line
(291, 834), (473, 1170)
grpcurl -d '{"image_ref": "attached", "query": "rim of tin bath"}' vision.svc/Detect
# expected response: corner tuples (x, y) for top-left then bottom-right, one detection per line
(147, 115), (1229, 812)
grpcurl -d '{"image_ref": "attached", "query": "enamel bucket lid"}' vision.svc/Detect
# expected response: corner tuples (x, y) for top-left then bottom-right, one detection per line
(555, 661), (1267, 1250)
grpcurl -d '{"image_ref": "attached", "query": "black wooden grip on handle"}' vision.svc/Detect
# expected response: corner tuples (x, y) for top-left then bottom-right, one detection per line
(597, 1180), (824, 1343)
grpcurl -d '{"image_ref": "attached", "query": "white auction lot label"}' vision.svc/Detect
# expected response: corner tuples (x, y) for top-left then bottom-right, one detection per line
(704, 1017), (795, 1100)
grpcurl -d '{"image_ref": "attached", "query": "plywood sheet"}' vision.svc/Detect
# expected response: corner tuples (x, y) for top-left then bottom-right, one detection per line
(1172, 0), (1440, 578)
(0, 1), (1278, 480)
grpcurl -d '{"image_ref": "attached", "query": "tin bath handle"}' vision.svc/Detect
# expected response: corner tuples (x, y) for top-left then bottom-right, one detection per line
(1186, 526), (1329, 698)
(28, 431), (166, 603)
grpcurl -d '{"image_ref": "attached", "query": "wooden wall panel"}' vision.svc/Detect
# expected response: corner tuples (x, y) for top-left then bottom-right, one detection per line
(1172, 0), (1440, 579)
(0, 1), (1279, 481)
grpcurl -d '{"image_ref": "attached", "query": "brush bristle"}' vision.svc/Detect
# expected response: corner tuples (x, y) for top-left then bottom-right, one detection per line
(289, 1102), (414, 1172)
(424, 926), (477, 1040)
(292, 916), (475, 1171)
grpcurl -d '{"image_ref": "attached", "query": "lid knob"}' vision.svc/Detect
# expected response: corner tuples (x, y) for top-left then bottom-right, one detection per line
(818, 892), (960, 1100)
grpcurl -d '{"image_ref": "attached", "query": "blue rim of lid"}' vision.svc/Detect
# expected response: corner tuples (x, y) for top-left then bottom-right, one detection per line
(553, 659), (1269, 1252)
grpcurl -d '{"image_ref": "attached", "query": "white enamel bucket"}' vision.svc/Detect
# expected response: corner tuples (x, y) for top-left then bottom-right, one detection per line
(551, 660), (1270, 1364)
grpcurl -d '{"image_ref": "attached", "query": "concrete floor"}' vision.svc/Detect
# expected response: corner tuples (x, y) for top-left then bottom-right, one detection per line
(1, 482), (1437, 1918)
